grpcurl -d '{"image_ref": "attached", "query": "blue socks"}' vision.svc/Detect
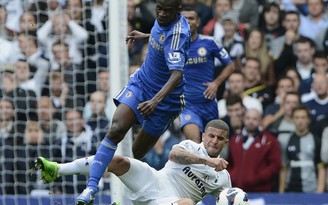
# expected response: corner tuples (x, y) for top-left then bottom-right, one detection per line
(87, 138), (117, 192)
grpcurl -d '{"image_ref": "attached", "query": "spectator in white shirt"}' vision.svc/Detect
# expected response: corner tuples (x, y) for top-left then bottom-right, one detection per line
(37, 11), (88, 70)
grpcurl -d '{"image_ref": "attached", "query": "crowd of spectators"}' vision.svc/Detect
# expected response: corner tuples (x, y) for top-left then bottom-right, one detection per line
(0, 0), (327, 197)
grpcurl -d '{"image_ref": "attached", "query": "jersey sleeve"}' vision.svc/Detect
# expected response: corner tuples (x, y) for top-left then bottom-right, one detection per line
(172, 140), (197, 153)
(164, 31), (189, 71)
(211, 39), (231, 66)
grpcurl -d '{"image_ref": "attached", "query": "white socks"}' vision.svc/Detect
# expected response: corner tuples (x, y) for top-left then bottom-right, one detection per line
(58, 156), (95, 176)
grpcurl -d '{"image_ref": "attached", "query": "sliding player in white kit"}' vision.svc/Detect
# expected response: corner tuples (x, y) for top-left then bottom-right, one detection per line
(34, 119), (231, 204)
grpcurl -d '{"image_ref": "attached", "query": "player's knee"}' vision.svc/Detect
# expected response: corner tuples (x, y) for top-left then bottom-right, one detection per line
(106, 121), (128, 142)
(109, 156), (130, 176)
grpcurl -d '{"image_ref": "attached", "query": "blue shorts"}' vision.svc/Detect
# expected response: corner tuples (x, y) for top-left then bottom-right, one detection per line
(179, 101), (218, 132)
(114, 84), (180, 137)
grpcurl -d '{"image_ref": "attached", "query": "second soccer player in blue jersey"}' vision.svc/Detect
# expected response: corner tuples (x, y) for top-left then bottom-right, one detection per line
(180, 8), (234, 142)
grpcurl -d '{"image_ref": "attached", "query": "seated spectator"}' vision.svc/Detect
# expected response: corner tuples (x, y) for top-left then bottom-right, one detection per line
(51, 40), (86, 108)
(83, 69), (111, 120)
(285, 68), (302, 94)
(259, 2), (285, 59)
(46, 71), (69, 120)
(220, 11), (244, 63)
(37, 11), (88, 70)
(273, 11), (302, 79)
(60, 109), (96, 194)
(262, 77), (294, 128)
(243, 29), (275, 87)
(313, 52), (328, 76)
(218, 71), (263, 118)
(0, 64), (37, 132)
(303, 74), (328, 125)
(15, 59), (49, 99)
(202, 0), (232, 41)
(19, 12), (38, 34)
(85, 91), (110, 143)
(267, 92), (301, 155)
(227, 108), (281, 192)
(242, 57), (274, 109)
(222, 94), (245, 137)
(17, 32), (50, 76)
(293, 37), (316, 95)
(299, 0), (328, 41)
(37, 96), (66, 142)
(279, 105), (325, 193)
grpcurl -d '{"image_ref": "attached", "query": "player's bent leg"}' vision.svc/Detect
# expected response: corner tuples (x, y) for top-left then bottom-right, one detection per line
(182, 123), (201, 143)
(132, 128), (160, 159)
(107, 156), (130, 176)
(77, 104), (137, 205)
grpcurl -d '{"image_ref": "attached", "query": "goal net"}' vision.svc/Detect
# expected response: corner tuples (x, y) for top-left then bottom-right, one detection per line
(0, 0), (131, 204)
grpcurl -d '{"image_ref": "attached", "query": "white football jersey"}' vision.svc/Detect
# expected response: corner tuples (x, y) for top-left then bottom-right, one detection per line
(159, 140), (232, 202)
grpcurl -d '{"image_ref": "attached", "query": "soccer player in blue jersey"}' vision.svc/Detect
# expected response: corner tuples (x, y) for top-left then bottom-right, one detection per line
(75, 0), (190, 204)
(180, 8), (234, 142)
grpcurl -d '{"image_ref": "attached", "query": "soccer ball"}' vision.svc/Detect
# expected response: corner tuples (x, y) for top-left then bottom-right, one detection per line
(216, 187), (250, 205)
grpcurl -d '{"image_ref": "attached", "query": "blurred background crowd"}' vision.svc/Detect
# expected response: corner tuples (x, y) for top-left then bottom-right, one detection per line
(0, 0), (327, 197)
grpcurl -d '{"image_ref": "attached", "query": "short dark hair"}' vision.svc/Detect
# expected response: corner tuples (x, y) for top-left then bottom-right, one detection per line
(263, 2), (280, 13)
(283, 10), (300, 21)
(226, 94), (243, 107)
(295, 37), (316, 48)
(313, 51), (328, 61)
(244, 57), (261, 70)
(284, 91), (301, 104)
(205, 119), (230, 137)
(291, 104), (311, 119)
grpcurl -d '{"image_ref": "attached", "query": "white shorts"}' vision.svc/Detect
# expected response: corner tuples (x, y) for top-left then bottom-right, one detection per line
(118, 158), (179, 205)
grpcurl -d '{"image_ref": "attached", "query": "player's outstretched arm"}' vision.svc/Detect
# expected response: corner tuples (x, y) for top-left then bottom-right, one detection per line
(137, 70), (182, 116)
(169, 147), (228, 171)
(125, 30), (150, 44)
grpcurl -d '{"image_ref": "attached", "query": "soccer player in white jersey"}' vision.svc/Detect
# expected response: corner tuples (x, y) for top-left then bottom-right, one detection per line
(34, 119), (231, 204)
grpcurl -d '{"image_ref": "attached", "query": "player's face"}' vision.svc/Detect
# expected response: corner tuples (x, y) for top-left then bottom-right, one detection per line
(182, 10), (199, 35)
(156, 0), (180, 26)
(202, 127), (228, 157)
(292, 110), (310, 133)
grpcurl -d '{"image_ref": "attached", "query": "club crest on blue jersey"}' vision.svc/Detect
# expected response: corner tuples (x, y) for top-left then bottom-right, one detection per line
(168, 52), (182, 64)
(197, 47), (207, 57)
(184, 115), (191, 120)
(125, 91), (133, 98)
(159, 33), (165, 43)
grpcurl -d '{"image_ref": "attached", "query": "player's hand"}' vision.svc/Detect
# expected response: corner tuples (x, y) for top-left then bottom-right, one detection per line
(206, 157), (228, 171)
(125, 30), (149, 45)
(137, 99), (159, 117)
(203, 82), (218, 100)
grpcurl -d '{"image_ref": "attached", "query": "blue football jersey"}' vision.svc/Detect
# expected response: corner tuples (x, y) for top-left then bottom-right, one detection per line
(184, 34), (231, 103)
(130, 13), (190, 98)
